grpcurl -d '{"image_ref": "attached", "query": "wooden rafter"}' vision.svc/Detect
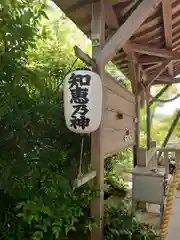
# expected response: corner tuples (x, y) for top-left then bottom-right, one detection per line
(162, 0), (173, 76)
(125, 49), (138, 93)
(55, 0), (180, 86)
(98, 0), (163, 64)
(157, 75), (180, 82)
(128, 42), (180, 59)
(103, 0), (139, 92)
(104, 0), (119, 30)
(63, 0), (97, 13)
(99, 0), (178, 92)
(144, 60), (171, 88)
(154, 79), (180, 84)
(162, 0), (172, 48)
(143, 62), (162, 72)
(138, 56), (164, 65)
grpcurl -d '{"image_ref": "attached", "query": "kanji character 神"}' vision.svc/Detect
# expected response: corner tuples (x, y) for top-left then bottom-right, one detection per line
(70, 115), (90, 130)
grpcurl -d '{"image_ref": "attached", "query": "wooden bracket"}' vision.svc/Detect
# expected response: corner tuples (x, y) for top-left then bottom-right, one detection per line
(73, 170), (96, 188)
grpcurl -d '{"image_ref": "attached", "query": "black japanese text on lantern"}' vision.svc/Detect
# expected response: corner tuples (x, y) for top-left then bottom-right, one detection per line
(68, 73), (91, 130)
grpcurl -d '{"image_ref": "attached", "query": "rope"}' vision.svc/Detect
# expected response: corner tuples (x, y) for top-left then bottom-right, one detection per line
(78, 137), (84, 177)
(140, 80), (180, 104)
(151, 93), (180, 103)
(159, 159), (180, 239)
(56, 57), (79, 90)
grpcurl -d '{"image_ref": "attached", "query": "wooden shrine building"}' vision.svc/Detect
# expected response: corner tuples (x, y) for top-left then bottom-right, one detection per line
(53, 0), (180, 239)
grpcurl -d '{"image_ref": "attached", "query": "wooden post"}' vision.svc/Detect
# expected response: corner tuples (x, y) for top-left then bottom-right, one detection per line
(133, 95), (140, 167)
(164, 151), (169, 177)
(138, 148), (147, 166)
(146, 88), (151, 150)
(150, 140), (157, 168)
(136, 148), (148, 211)
(91, 1), (105, 240)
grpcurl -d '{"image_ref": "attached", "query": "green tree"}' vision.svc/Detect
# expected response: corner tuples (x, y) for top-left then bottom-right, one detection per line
(0, 2), (93, 239)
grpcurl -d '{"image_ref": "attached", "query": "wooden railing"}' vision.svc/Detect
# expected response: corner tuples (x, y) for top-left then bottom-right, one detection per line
(156, 148), (180, 190)
(138, 142), (180, 176)
(134, 143), (180, 213)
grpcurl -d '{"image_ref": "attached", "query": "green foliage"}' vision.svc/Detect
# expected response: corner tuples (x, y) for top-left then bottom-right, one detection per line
(104, 149), (132, 200)
(104, 205), (156, 240)
(0, 1), (92, 239)
(16, 188), (94, 240)
(140, 85), (180, 146)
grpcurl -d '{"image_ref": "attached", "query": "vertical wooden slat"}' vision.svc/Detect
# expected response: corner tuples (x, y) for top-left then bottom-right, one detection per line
(146, 88), (151, 149)
(136, 148), (148, 211)
(164, 151), (169, 176)
(150, 141), (157, 168)
(162, 0), (173, 76)
(133, 64), (141, 167)
(91, 1), (105, 240)
(137, 148), (147, 166)
(133, 95), (140, 167)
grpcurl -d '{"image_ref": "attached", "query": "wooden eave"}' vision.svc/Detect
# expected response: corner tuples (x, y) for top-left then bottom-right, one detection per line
(53, 0), (180, 86)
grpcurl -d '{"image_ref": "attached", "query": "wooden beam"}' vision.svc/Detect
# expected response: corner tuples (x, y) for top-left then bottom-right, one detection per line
(74, 45), (97, 69)
(123, 45), (138, 93)
(73, 170), (96, 188)
(138, 56), (164, 65)
(144, 60), (171, 88)
(91, 1), (105, 240)
(64, 0), (98, 13)
(155, 75), (180, 83)
(143, 62), (162, 72)
(103, 0), (139, 92)
(162, 0), (172, 48)
(104, 0), (119, 30)
(98, 0), (162, 64)
(162, 0), (173, 76)
(129, 42), (180, 59)
(154, 79), (180, 84)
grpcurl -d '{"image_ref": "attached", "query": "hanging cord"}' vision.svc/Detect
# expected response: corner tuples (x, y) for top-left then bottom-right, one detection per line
(151, 93), (180, 103)
(56, 57), (79, 90)
(78, 136), (84, 177)
(140, 80), (180, 103)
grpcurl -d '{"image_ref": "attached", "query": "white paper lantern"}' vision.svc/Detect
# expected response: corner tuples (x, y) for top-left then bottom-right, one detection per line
(64, 69), (103, 134)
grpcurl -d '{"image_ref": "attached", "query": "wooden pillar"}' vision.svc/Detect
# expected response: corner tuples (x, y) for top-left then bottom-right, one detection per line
(150, 140), (157, 168)
(133, 95), (140, 167)
(91, 1), (105, 240)
(146, 88), (151, 150)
